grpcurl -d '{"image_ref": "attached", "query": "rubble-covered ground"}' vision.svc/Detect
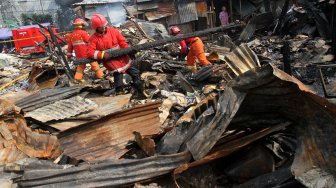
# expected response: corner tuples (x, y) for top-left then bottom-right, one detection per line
(0, 3), (335, 188)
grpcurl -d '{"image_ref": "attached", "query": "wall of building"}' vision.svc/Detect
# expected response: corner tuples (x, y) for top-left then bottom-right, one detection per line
(0, 0), (60, 27)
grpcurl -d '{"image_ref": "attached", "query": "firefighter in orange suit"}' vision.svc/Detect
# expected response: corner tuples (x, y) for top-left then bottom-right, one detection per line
(171, 26), (211, 71)
(67, 18), (104, 82)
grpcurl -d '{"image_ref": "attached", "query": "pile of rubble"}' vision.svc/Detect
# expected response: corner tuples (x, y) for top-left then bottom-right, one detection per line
(0, 6), (335, 188)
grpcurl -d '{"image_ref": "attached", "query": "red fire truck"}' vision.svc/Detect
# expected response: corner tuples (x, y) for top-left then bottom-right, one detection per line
(11, 24), (63, 55)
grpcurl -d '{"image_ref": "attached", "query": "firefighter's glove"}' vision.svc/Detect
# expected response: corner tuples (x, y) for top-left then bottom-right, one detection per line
(102, 51), (110, 61)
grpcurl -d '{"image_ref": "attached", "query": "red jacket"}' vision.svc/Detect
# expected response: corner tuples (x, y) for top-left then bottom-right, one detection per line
(177, 34), (188, 55)
(87, 27), (132, 72)
(177, 34), (197, 55)
(67, 29), (90, 58)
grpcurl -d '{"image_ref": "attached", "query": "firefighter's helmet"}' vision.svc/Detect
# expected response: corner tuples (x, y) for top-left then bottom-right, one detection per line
(171, 26), (181, 35)
(91, 14), (108, 30)
(73, 18), (85, 25)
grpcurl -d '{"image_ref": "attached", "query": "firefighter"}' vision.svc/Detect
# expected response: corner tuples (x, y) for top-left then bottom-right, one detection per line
(170, 26), (211, 72)
(67, 18), (104, 82)
(87, 14), (146, 96)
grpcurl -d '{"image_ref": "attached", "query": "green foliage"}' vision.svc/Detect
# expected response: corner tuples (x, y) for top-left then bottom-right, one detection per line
(21, 13), (53, 25)
(21, 14), (30, 25)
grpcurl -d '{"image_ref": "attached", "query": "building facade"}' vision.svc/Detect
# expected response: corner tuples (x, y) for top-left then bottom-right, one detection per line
(0, 0), (60, 27)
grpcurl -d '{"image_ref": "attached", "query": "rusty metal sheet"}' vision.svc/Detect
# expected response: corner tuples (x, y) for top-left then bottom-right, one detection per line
(0, 145), (28, 165)
(25, 96), (97, 123)
(46, 94), (132, 131)
(196, 1), (207, 16)
(0, 100), (61, 164)
(15, 86), (82, 112)
(58, 102), (162, 161)
(7, 152), (191, 187)
(145, 2), (176, 21)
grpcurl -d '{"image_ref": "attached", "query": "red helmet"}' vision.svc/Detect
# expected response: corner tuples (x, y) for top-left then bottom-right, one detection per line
(91, 14), (108, 30)
(171, 26), (181, 35)
(73, 18), (85, 25)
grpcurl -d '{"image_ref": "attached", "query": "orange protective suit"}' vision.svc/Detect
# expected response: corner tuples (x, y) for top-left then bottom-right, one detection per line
(67, 28), (104, 80)
(186, 37), (211, 67)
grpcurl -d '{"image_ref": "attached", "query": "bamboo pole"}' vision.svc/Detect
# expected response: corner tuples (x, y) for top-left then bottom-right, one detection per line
(0, 73), (29, 91)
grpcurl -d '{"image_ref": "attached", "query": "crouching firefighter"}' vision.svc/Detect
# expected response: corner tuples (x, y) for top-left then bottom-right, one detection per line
(67, 18), (104, 82)
(170, 26), (211, 72)
(87, 14), (147, 96)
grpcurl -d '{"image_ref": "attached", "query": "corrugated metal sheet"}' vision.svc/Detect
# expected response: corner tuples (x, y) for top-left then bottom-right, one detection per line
(58, 102), (162, 161)
(25, 96), (97, 123)
(8, 152), (191, 187)
(46, 94), (132, 131)
(15, 87), (82, 112)
(0, 100), (61, 164)
(223, 44), (261, 76)
(177, 0), (198, 23)
(138, 21), (169, 38)
(167, 13), (181, 25)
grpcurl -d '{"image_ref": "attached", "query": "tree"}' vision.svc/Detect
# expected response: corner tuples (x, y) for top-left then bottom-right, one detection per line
(21, 13), (53, 25)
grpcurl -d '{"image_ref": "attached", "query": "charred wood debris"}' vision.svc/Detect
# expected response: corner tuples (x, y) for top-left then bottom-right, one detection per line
(0, 1), (336, 188)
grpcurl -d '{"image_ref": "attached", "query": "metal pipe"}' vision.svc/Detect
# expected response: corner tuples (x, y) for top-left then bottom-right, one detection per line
(74, 23), (242, 65)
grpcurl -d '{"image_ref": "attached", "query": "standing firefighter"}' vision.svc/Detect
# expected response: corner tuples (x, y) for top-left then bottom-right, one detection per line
(87, 14), (146, 96)
(67, 18), (104, 82)
(171, 26), (211, 72)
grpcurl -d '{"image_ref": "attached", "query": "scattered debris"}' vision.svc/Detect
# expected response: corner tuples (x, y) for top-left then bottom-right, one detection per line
(0, 2), (336, 187)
